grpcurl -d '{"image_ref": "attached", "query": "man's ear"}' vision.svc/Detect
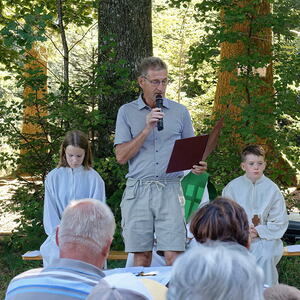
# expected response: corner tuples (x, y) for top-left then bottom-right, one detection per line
(55, 226), (60, 247)
(101, 238), (112, 259)
(137, 76), (144, 89)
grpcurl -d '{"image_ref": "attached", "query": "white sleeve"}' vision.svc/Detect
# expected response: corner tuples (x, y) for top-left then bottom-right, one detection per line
(222, 183), (234, 199)
(256, 191), (288, 240)
(43, 176), (61, 236)
(90, 171), (106, 203)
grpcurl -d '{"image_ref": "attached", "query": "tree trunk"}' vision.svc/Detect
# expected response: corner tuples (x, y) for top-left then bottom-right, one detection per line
(20, 44), (48, 175)
(21, 45), (48, 144)
(213, 0), (297, 185)
(98, 0), (152, 80)
(96, 0), (152, 157)
(57, 0), (69, 101)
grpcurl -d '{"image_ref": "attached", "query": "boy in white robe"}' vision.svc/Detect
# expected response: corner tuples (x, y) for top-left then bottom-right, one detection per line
(222, 145), (288, 286)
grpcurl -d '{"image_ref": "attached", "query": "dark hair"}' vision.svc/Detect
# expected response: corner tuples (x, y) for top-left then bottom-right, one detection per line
(190, 197), (250, 248)
(137, 56), (167, 78)
(58, 130), (92, 169)
(241, 145), (265, 162)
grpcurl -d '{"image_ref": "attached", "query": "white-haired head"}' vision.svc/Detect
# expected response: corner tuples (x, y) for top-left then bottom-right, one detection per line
(264, 284), (300, 300)
(167, 241), (264, 300)
(58, 198), (115, 254)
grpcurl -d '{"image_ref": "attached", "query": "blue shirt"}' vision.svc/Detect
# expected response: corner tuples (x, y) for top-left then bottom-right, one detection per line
(5, 258), (105, 300)
(114, 95), (194, 179)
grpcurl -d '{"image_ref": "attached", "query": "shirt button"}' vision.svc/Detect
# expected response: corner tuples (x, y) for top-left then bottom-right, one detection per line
(156, 150), (158, 152)
(156, 163), (159, 165)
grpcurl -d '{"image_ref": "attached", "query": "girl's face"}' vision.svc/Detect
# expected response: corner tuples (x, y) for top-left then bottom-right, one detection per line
(65, 145), (85, 168)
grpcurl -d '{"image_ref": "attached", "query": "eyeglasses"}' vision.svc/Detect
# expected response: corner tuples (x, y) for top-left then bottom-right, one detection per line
(143, 77), (169, 86)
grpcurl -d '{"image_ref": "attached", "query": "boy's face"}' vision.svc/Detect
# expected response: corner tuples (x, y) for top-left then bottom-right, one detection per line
(241, 154), (266, 183)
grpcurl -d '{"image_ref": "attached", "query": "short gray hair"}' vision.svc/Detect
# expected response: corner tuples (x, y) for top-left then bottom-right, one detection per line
(167, 242), (264, 300)
(58, 198), (115, 252)
(264, 284), (300, 300)
(87, 278), (148, 300)
(137, 56), (167, 78)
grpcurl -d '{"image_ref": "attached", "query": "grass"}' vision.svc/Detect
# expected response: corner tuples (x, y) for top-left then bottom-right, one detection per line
(278, 256), (300, 288)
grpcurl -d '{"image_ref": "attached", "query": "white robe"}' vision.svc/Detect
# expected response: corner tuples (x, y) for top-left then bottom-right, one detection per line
(40, 166), (106, 266)
(222, 174), (288, 286)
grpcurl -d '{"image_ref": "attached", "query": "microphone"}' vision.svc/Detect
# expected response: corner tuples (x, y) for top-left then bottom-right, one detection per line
(155, 94), (164, 131)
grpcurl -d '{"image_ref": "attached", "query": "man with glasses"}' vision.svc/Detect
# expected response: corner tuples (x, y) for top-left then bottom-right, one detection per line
(114, 57), (207, 267)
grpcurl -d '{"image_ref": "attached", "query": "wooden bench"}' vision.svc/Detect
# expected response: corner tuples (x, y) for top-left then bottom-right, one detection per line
(108, 250), (128, 260)
(22, 248), (300, 262)
(22, 250), (128, 261)
(283, 247), (300, 257)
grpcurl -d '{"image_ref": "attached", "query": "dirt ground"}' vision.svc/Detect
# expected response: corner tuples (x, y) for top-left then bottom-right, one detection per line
(0, 177), (20, 233)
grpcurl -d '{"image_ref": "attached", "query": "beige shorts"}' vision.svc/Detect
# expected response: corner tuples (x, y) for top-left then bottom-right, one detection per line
(121, 178), (186, 253)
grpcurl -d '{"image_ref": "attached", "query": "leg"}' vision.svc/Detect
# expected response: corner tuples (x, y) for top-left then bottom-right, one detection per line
(121, 180), (154, 257)
(134, 251), (152, 267)
(250, 238), (283, 286)
(164, 250), (183, 266)
(155, 181), (187, 259)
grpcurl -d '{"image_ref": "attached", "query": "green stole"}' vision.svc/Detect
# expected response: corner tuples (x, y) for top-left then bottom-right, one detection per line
(181, 172), (217, 222)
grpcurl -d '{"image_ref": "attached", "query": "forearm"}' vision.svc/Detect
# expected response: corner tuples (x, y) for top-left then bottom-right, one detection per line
(115, 127), (152, 164)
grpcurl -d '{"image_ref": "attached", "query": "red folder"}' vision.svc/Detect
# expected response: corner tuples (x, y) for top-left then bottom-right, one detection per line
(166, 119), (223, 173)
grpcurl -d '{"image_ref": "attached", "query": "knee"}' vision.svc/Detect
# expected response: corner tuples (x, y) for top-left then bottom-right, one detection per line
(134, 251), (152, 267)
(164, 251), (182, 266)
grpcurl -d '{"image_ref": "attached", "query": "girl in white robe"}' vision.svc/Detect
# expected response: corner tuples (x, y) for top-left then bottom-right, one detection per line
(40, 130), (105, 266)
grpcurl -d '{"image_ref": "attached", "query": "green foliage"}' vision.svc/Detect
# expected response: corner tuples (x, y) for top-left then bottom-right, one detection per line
(0, 0), (135, 252)
(0, 58), (131, 249)
(94, 156), (127, 250)
(181, 0), (300, 188)
(4, 184), (46, 252)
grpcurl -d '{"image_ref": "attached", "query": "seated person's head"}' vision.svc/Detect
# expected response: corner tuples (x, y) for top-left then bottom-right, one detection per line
(57, 198), (115, 267)
(241, 144), (266, 183)
(167, 242), (264, 300)
(86, 274), (168, 300)
(190, 197), (250, 248)
(264, 284), (300, 300)
(87, 278), (148, 300)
